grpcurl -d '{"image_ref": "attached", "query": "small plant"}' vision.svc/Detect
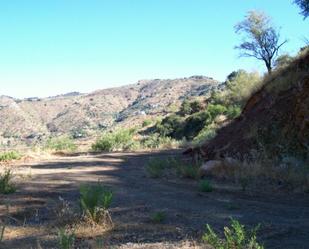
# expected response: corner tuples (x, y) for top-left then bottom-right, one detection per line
(145, 158), (166, 178)
(199, 180), (213, 192)
(80, 183), (113, 224)
(45, 137), (77, 152)
(202, 219), (264, 249)
(92, 128), (137, 152)
(58, 228), (75, 249)
(0, 169), (16, 194)
(142, 119), (152, 127)
(150, 211), (166, 223)
(176, 162), (200, 179)
(0, 151), (21, 162)
(0, 225), (5, 242)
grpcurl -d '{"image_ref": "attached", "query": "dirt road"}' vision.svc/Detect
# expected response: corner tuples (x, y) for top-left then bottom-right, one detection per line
(1, 151), (309, 248)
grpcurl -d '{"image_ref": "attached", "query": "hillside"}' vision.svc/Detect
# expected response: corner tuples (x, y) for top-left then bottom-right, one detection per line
(0, 76), (220, 146)
(194, 51), (309, 162)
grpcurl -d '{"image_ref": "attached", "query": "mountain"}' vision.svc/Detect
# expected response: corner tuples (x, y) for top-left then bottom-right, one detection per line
(0, 76), (221, 145)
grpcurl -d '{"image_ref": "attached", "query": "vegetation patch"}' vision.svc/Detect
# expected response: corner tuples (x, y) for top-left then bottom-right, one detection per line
(0, 151), (21, 162)
(45, 137), (77, 152)
(145, 158), (167, 178)
(203, 219), (263, 249)
(0, 169), (16, 194)
(58, 228), (75, 249)
(92, 128), (138, 152)
(198, 180), (213, 192)
(80, 183), (113, 225)
(175, 161), (200, 179)
(150, 211), (166, 223)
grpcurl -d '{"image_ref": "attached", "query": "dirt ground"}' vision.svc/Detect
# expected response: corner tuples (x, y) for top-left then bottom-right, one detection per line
(0, 150), (309, 249)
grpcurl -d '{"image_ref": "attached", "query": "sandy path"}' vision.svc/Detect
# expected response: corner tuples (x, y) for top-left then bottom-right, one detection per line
(0, 151), (309, 248)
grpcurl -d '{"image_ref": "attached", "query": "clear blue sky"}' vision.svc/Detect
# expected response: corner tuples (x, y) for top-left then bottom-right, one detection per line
(0, 0), (307, 98)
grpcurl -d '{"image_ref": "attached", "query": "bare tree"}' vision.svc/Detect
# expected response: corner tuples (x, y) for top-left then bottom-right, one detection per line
(295, 0), (309, 19)
(235, 10), (287, 74)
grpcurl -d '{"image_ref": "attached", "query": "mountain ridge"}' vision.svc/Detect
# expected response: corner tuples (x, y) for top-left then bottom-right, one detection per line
(0, 76), (222, 146)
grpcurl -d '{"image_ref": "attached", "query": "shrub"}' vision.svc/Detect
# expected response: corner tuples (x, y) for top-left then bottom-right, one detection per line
(179, 99), (192, 116)
(0, 170), (16, 194)
(202, 219), (263, 249)
(155, 114), (185, 138)
(0, 151), (21, 162)
(92, 129), (137, 152)
(207, 104), (227, 119)
(58, 228), (75, 249)
(45, 137), (77, 152)
(199, 180), (213, 192)
(179, 99), (204, 116)
(225, 70), (262, 107)
(142, 119), (152, 127)
(0, 225), (4, 242)
(181, 111), (212, 140)
(193, 125), (217, 145)
(176, 161), (200, 179)
(145, 158), (166, 178)
(141, 134), (180, 149)
(150, 211), (166, 223)
(226, 105), (242, 119)
(80, 184), (113, 224)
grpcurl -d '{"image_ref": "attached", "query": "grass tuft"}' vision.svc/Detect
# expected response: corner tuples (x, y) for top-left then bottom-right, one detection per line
(0, 151), (21, 162)
(198, 180), (213, 192)
(150, 211), (166, 223)
(202, 218), (264, 249)
(80, 183), (113, 224)
(58, 228), (75, 249)
(0, 169), (16, 194)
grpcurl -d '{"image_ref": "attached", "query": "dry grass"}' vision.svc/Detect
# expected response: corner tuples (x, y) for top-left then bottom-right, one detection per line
(205, 157), (309, 192)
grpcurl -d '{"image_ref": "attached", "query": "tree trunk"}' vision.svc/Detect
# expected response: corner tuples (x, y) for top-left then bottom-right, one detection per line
(265, 60), (272, 74)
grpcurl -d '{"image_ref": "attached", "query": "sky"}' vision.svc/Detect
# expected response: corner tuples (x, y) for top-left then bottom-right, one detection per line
(0, 0), (307, 98)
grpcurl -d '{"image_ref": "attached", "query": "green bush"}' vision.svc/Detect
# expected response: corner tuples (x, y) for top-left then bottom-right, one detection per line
(92, 129), (137, 152)
(0, 225), (5, 242)
(226, 105), (242, 119)
(145, 158), (167, 178)
(142, 119), (152, 127)
(155, 114), (185, 138)
(207, 104), (227, 119)
(150, 211), (166, 223)
(176, 161), (200, 179)
(202, 219), (263, 249)
(58, 228), (75, 249)
(80, 184), (113, 223)
(225, 70), (262, 107)
(0, 170), (16, 194)
(179, 99), (204, 116)
(0, 151), (21, 162)
(141, 134), (179, 149)
(45, 137), (77, 152)
(199, 180), (213, 192)
(193, 126), (217, 145)
(181, 111), (212, 140)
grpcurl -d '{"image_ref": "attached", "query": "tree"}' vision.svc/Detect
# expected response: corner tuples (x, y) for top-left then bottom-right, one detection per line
(235, 10), (287, 74)
(295, 0), (309, 19)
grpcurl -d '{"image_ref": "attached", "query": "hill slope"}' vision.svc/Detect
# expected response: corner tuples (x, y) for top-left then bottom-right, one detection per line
(195, 52), (309, 161)
(0, 76), (220, 144)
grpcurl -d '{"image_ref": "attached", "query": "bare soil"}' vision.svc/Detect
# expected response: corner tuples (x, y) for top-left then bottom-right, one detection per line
(1, 150), (309, 248)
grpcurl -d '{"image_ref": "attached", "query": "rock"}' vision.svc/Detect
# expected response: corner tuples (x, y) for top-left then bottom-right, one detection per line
(199, 160), (223, 176)
(199, 157), (239, 176)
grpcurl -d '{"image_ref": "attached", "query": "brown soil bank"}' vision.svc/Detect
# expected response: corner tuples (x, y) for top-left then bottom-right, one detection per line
(195, 51), (309, 161)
